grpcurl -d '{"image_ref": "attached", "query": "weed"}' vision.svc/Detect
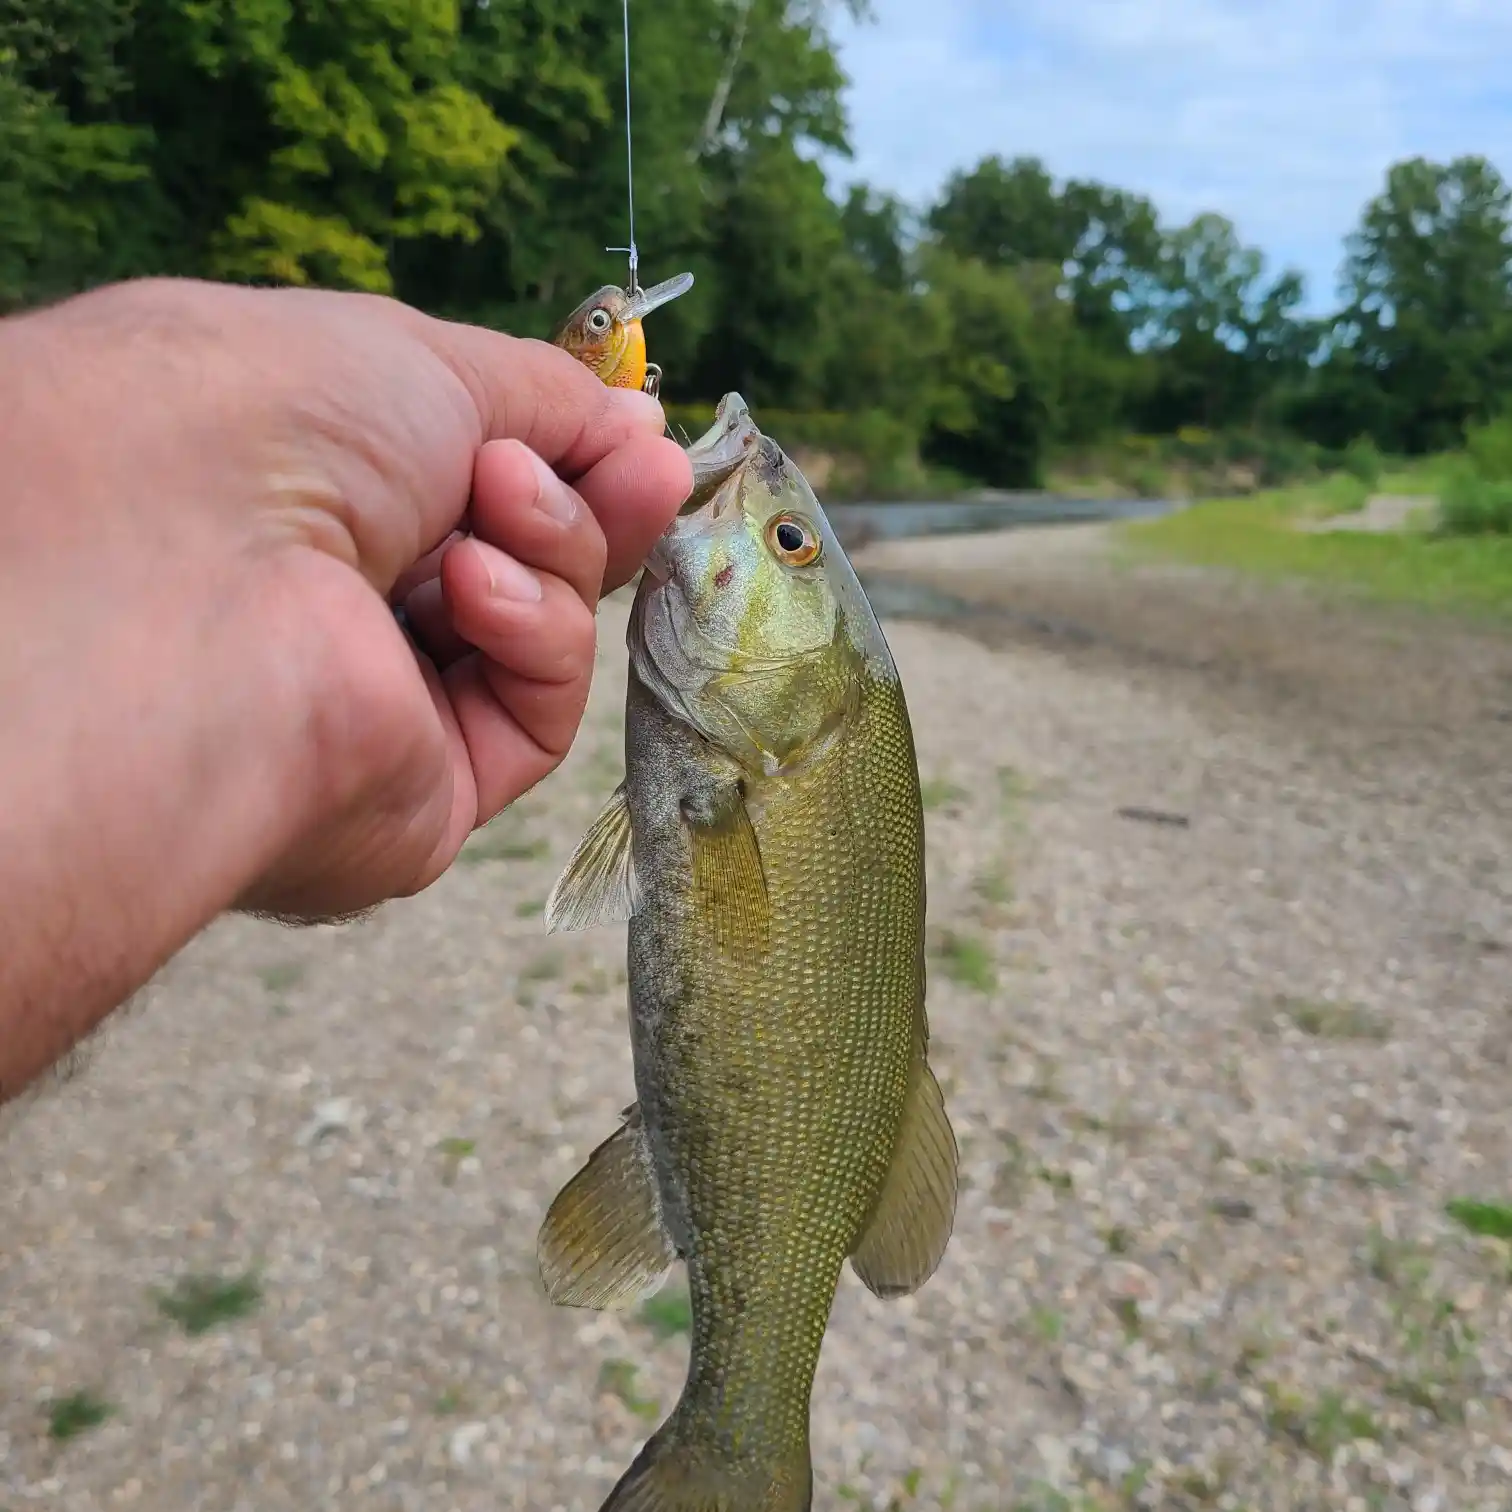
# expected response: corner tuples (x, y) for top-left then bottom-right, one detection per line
(1110, 1296), (1142, 1340)
(597, 1358), (659, 1420)
(46, 1389), (113, 1441)
(1274, 996), (1390, 1041)
(637, 1284), (693, 1341)
(1444, 1197), (1512, 1240)
(1263, 1381), (1381, 1458)
(433, 1386), (468, 1414)
(1102, 1225), (1132, 1255)
(154, 1270), (263, 1335)
(932, 930), (996, 992)
(1030, 1305), (1064, 1343)
(921, 776), (968, 810)
(436, 1136), (476, 1186)
(459, 824), (549, 865)
(973, 864), (1015, 908)
(514, 897), (545, 918)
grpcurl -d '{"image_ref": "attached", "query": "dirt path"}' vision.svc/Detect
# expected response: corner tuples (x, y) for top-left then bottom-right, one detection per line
(4, 530), (1510, 1511)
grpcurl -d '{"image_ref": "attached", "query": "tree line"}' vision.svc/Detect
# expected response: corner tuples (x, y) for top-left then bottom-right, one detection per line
(6, 1), (1512, 488)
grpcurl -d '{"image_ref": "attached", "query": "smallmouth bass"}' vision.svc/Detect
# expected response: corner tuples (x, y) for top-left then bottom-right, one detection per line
(538, 394), (958, 1512)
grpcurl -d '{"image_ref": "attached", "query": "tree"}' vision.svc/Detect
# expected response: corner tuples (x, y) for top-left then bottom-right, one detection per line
(1335, 154), (1512, 451)
(1136, 212), (1311, 431)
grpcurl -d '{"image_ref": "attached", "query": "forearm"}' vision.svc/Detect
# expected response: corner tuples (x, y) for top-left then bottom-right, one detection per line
(0, 295), (307, 1101)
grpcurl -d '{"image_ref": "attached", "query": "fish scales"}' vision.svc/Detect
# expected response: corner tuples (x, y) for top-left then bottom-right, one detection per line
(537, 387), (957, 1512)
(624, 654), (922, 1451)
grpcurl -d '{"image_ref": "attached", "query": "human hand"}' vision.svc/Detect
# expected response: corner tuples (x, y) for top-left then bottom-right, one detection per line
(0, 277), (689, 1088)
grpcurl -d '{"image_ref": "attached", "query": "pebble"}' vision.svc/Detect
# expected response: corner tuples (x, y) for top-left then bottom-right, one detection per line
(4, 562), (1511, 1511)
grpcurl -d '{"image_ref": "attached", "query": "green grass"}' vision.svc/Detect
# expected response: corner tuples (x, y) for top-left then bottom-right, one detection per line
(637, 1282), (693, 1340)
(920, 776), (968, 810)
(1121, 475), (1512, 617)
(458, 823), (549, 865)
(1273, 995), (1391, 1041)
(154, 1270), (263, 1335)
(46, 1389), (114, 1441)
(597, 1358), (660, 1420)
(931, 929), (997, 992)
(1445, 1198), (1512, 1241)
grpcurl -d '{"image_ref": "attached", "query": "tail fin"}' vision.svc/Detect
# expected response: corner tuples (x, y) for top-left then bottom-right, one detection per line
(600, 1422), (811, 1512)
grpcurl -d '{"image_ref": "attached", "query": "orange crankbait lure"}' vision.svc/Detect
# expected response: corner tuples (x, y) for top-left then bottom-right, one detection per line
(550, 272), (693, 400)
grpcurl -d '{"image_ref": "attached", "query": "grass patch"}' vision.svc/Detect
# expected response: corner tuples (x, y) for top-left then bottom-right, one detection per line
(637, 1283), (693, 1341)
(920, 776), (968, 810)
(1030, 1305), (1064, 1343)
(1121, 481), (1512, 617)
(1273, 995), (1390, 1041)
(458, 823), (549, 865)
(1445, 1198), (1512, 1241)
(436, 1136), (476, 1186)
(46, 1389), (114, 1441)
(154, 1270), (263, 1335)
(597, 1358), (659, 1420)
(1262, 1382), (1382, 1458)
(931, 930), (996, 992)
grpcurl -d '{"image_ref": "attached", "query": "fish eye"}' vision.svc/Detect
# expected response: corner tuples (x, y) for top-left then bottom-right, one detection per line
(586, 308), (612, 335)
(766, 513), (821, 567)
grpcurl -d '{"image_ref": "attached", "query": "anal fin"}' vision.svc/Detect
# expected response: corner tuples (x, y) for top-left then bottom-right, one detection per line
(849, 1058), (959, 1298)
(538, 1105), (676, 1310)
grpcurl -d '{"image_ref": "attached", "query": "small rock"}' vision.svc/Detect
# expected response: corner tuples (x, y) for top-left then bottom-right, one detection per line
(1210, 1196), (1256, 1222)
(449, 1422), (488, 1466)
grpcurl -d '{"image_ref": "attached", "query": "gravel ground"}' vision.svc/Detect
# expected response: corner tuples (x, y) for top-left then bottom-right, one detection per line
(3, 526), (1510, 1512)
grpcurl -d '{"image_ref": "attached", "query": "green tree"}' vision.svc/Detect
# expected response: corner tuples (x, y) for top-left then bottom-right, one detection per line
(1137, 212), (1310, 431)
(0, 3), (152, 310)
(1335, 153), (1512, 451)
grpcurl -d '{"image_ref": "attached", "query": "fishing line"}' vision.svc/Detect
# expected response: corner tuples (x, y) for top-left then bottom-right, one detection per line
(606, 0), (641, 294)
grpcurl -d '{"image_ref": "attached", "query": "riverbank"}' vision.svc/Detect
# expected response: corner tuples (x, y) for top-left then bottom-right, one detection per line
(1119, 484), (1512, 619)
(3, 535), (1509, 1511)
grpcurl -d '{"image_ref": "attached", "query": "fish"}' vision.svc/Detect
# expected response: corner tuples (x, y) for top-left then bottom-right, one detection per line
(551, 271), (695, 399)
(538, 393), (959, 1512)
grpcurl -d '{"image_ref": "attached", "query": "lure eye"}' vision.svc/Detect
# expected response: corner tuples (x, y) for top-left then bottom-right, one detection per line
(585, 308), (613, 335)
(766, 514), (821, 567)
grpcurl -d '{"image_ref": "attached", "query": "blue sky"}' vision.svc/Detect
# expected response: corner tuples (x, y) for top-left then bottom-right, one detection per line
(825, 0), (1512, 313)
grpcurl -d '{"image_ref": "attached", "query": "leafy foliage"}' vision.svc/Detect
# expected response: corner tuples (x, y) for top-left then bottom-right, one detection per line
(5, 5), (1512, 489)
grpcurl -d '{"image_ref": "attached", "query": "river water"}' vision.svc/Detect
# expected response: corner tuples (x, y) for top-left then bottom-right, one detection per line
(829, 493), (1179, 623)
(827, 492), (1175, 544)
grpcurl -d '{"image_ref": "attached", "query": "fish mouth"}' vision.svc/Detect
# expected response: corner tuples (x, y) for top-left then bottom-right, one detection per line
(622, 271), (694, 322)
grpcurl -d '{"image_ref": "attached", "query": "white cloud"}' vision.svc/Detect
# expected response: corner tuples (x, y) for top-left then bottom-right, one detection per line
(825, 0), (1512, 309)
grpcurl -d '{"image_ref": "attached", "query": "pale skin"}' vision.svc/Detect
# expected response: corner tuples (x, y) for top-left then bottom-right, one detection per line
(0, 276), (693, 1105)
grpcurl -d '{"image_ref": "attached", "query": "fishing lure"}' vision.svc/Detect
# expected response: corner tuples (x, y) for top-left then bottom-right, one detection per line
(550, 271), (694, 400)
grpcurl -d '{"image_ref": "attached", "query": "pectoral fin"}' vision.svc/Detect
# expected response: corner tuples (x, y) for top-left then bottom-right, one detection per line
(687, 794), (770, 955)
(850, 1059), (959, 1298)
(545, 783), (641, 933)
(537, 1106), (677, 1310)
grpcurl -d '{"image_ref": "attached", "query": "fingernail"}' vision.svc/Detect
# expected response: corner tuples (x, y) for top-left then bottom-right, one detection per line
(526, 447), (579, 525)
(488, 551), (543, 602)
